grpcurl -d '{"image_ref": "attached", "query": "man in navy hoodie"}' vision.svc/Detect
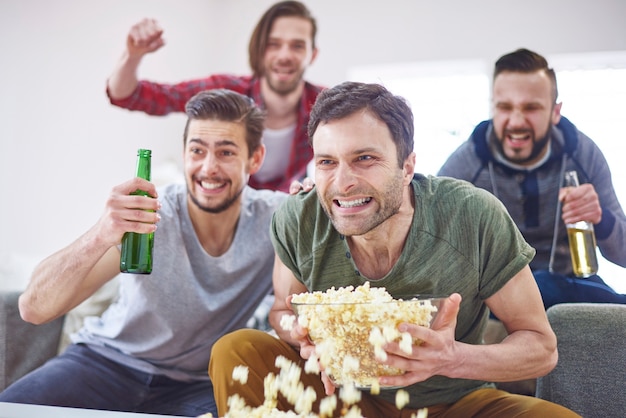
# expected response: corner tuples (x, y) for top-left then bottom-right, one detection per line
(439, 48), (626, 310)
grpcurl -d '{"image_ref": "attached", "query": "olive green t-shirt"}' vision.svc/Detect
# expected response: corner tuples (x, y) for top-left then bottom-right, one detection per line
(270, 174), (535, 408)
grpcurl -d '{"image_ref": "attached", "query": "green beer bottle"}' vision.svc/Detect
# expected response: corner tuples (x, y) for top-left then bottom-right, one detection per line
(120, 149), (154, 274)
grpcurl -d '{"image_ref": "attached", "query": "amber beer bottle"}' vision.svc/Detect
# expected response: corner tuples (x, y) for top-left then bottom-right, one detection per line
(120, 149), (154, 274)
(563, 170), (598, 277)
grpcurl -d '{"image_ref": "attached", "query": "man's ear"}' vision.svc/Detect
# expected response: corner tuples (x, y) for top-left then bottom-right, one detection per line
(404, 152), (416, 184)
(552, 102), (563, 125)
(249, 144), (266, 175)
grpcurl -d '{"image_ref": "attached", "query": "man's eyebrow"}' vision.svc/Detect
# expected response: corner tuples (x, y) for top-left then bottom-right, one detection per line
(188, 138), (240, 148)
(188, 138), (207, 146)
(353, 147), (380, 154)
(314, 147), (381, 159)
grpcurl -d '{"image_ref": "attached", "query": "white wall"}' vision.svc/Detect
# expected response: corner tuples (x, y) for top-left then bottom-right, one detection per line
(1, 0), (625, 284)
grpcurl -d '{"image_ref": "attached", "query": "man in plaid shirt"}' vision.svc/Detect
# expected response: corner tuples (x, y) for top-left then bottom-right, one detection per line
(107, 1), (324, 192)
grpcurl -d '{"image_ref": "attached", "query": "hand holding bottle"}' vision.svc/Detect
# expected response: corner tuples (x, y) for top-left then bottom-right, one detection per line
(119, 149), (158, 274)
(560, 171), (599, 278)
(94, 178), (160, 248)
(558, 181), (602, 225)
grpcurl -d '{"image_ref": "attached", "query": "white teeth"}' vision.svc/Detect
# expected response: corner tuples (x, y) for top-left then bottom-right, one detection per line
(508, 132), (529, 140)
(337, 197), (371, 208)
(200, 181), (224, 190)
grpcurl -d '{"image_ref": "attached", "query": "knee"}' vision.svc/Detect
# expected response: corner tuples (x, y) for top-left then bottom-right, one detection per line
(211, 329), (250, 358)
(209, 329), (269, 376)
(214, 328), (276, 354)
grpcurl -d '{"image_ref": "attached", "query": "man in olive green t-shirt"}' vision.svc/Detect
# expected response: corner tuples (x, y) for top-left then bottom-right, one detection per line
(209, 82), (580, 417)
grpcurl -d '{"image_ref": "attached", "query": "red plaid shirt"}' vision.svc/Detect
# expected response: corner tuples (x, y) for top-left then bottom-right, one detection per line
(108, 75), (325, 192)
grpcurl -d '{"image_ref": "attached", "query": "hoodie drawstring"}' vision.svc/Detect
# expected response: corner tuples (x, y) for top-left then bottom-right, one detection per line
(548, 153), (568, 273)
(488, 155), (568, 274)
(487, 161), (499, 198)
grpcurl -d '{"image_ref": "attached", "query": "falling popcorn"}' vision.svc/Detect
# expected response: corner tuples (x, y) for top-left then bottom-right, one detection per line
(413, 408), (429, 418)
(221, 353), (431, 418)
(280, 314), (296, 331)
(232, 365), (249, 384)
(339, 383), (362, 405)
(319, 395), (337, 416)
(220, 282), (439, 418)
(396, 389), (410, 409)
(399, 332), (413, 355)
(369, 379), (380, 395)
(304, 354), (320, 375)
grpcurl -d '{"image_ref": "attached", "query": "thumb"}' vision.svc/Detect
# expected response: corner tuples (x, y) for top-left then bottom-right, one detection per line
(431, 293), (461, 331)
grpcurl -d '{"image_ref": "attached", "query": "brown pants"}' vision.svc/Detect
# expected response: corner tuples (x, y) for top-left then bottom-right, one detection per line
(209, 329), (580, 418)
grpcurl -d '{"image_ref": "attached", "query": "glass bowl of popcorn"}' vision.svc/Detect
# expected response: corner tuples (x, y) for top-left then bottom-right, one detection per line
(288, 283), (444, 390)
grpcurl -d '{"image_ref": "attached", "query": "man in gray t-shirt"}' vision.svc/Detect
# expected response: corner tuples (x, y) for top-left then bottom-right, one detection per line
(0, 89), (291, 417)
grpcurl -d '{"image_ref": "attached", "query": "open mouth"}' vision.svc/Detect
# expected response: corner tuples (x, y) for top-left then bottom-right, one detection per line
(335, 197), (372, 208)
(506, 132), (531, 145)
(199, 179), (226, 191)
(272, 67), (295, 80)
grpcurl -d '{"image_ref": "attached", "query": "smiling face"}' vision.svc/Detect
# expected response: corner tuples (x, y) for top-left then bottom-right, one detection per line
(491, 70), (562, 166)
(313, 110), (414, 237)
(261, 16), (317, 96)
(184, 119), (264, 214)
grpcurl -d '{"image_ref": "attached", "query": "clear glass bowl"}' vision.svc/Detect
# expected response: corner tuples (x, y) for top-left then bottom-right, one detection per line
(291, 296), (444, 389)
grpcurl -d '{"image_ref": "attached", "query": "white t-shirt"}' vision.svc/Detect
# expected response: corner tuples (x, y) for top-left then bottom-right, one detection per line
(254, 124), (296, 183)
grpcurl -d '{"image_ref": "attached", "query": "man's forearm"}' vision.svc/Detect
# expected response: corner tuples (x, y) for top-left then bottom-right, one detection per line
(19, 228), (117, 325)
(107, 50), (143, 100)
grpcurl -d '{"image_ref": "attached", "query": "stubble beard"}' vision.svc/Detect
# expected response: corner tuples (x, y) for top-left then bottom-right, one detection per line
(319, 173), (405, 237)
(265, 69), (304, 97)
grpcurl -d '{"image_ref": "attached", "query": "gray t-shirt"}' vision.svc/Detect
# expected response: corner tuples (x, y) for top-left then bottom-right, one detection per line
(271, 175), (535, 408)
(74, 183), (286, 381)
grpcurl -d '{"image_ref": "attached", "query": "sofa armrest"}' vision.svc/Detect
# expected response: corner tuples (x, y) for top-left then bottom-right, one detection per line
(0, 291), (65, 391)
(536, 303), (626, 417)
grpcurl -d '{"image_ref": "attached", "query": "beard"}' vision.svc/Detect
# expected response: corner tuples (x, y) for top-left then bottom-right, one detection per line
(319, 172), (405, 237)
(496, 125), (551, 165)
(264, 68), (305, 96)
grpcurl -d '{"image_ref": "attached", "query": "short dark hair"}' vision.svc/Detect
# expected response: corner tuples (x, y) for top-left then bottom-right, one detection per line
(494, 48), (558, 102)
(183, 89), (266, 157)
(308, 82), (414, 168)
(248, 1), (317, 78)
